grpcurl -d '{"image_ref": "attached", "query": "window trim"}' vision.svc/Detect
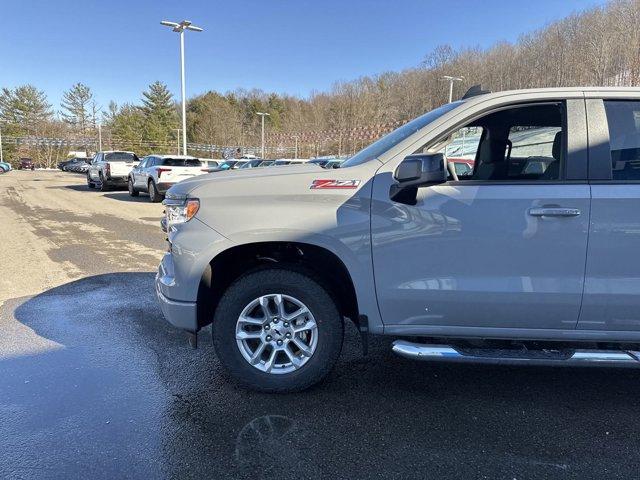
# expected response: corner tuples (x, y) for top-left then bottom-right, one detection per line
(586, 98), (612, 181)
(444, 179), (588, 187)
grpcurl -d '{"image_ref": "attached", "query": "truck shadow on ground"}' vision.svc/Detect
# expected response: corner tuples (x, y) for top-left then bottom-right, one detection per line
(102, 191), (152, 203)
(4, 273), (640, 479)
(47, 183), (92, 192)
(48, 184), (153, 203)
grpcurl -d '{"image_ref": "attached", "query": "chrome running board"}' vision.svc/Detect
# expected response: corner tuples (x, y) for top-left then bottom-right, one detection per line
(392, 340), (640, 367)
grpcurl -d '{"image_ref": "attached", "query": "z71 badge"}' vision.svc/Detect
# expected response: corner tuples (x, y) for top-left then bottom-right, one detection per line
(310, 179), (361, 189)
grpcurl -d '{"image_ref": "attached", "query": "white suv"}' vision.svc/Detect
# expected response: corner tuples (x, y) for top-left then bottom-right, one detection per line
(128, 155), (206, 202)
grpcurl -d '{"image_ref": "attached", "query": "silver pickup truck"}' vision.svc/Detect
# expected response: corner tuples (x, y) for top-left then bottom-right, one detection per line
(156, 86), (640, 392)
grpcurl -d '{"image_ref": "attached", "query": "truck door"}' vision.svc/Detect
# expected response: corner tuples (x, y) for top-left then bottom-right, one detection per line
(578, 97), (640, 331)
(90, 153), (102, 180)
(371, 100), (591, 331)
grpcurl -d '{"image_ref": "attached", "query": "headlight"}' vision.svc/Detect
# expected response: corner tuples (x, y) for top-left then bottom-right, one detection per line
(163, 197), (200, 228)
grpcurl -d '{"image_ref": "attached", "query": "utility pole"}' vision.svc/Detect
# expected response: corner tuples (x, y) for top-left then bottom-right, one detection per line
(97, 124), (102, 151)
(442, 75), (464, 103)
(0, 125), (3, 163)
(256, 112), (270, 158)
(161, 20), (203, 155)
(293, 135), (299, 159)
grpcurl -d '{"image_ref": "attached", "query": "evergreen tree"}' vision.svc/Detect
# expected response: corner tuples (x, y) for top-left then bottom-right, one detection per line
(0, 85), (52, 134)
(109, 103), (146, 154)
(140, 81), (177, 147)
(61, 83), (93, 131)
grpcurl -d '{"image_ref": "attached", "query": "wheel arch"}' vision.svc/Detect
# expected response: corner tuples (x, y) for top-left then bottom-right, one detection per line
(196, 241), (360, 330)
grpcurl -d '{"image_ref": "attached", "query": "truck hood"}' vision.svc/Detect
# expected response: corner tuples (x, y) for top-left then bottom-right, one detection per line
(167, 164), (324, 197)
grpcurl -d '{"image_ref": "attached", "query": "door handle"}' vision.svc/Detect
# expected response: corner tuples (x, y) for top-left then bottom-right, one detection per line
(528, 207), (581, 217)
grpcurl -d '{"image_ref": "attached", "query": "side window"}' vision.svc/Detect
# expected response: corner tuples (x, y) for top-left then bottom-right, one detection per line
(439, 103), (564, 182)
(604, 100), (640, 180)
(138, 158), (148, 169)
(507, 125), (562, 178)
(441, 127), (482, 178)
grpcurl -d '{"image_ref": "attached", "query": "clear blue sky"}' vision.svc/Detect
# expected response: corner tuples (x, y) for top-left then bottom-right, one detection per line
(1, 0), (605, 111)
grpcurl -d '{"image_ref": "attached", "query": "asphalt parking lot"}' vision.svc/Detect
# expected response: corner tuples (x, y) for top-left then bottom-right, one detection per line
(2, 170), (640, 479)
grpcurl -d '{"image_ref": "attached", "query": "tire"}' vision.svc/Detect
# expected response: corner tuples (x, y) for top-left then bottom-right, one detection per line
(87, 173), (95, 189)
(212, 268), (344, 393)
(128, 177), (139, 197)
(99, 173), (109, 192)
(148, 180), (163, 203)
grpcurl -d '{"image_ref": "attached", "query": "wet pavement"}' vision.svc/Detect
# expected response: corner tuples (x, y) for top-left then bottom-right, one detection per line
(2, 171), (640, 479)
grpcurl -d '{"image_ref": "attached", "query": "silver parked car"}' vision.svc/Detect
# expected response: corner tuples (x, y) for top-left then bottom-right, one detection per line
(128, 155), (205, 202)
(156, 86), (640, 392)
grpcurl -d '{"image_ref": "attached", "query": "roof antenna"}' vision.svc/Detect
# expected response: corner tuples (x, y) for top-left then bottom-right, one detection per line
(462, 85), (491, 100)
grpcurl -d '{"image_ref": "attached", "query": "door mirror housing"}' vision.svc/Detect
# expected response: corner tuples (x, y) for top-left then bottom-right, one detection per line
(394, 153), (446, 187)
(391, 153), (446, 205)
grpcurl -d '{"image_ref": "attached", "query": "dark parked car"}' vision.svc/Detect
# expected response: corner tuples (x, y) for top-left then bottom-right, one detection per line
(67, 159), (90, 173)
(18, 158), (34, 170)
(58, 157), (89, 171)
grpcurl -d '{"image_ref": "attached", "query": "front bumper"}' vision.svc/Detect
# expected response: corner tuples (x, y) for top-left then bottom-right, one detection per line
(156, 253), (198, 332)
(154, 217), (230, 332)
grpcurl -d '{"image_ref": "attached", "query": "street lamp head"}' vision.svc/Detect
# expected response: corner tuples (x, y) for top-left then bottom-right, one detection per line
(256, 112), (270, 117)
(161, 19), (203, 33)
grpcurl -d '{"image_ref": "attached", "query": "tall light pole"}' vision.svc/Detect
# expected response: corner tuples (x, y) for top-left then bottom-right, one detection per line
(0, 125), (3, 163)
(97, 124), (102, 152)
(293, 135), (299, 159)
(442, 75), (464, 103)
(256, 112), (270, 159)
(161, 20), (203, 156)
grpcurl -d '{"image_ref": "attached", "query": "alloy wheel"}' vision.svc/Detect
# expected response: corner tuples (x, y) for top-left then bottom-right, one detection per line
(235, 294), (318, 374)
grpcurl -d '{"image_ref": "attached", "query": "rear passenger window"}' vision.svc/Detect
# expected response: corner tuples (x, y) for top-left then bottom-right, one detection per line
(162, 158), (202, 167)
(604, 100), (640, 180)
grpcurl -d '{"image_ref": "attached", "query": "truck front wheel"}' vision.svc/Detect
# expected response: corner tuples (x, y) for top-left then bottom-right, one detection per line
(212, 268), (344, 393)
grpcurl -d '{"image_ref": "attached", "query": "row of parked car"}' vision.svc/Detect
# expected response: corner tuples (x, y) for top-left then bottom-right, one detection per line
(0, 157), (39, 173)
(58, 151), (345, 202)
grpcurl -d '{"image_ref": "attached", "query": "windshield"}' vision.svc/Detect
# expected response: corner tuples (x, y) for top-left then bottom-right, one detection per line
(105, 152), (137, 162)
(341, 102), (462, 167)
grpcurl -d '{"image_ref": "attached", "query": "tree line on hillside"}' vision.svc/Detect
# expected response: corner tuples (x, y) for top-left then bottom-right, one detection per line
(1, 0), (640, 166)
